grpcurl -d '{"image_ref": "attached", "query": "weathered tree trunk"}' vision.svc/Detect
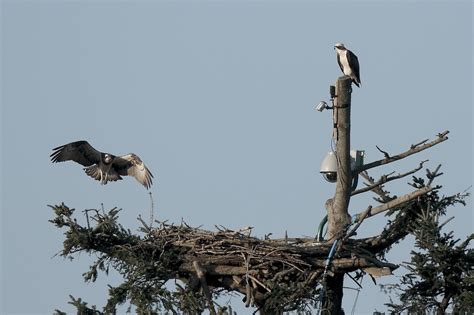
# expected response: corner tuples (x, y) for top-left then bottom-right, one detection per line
(322, 273), (345, 315)
(327, 76), (353, 239)
(437, 291), (452, 315)
(323, 76), (353, 314)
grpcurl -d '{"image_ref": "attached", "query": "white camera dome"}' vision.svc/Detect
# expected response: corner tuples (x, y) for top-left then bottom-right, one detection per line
(319, 150), (365, 184)
(320, 151), (337, 183)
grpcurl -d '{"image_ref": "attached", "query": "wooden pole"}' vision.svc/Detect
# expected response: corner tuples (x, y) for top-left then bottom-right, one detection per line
(327, 76), (353, 240)
(323, 76), (353, 315)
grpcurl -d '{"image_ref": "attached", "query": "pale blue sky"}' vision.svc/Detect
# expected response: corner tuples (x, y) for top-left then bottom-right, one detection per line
(1, 1), (472, 314)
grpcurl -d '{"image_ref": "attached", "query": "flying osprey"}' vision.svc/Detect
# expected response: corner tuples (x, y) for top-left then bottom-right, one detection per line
(334, 43), (361, 87)
(50, 140), (154, 189)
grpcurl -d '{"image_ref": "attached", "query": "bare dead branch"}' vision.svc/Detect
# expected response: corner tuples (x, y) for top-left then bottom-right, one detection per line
(248, 274), (271, 293)
(245, 279), (251, 307)
(179, 256), (397, 276)
(358, 171), (394, 203)
(355, 186), (433, 221)
(411, 138), (429, 149)
(345, 206), (372, 239)
(354, 131), (449, 174)
(376, 145), (391, 159)
(352, 161), (428, 197)
(148, 192), (155, 228)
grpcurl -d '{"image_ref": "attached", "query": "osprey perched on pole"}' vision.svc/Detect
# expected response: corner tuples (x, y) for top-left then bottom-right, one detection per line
(51, 140), (154, 189)
(334, 43), (361, 87)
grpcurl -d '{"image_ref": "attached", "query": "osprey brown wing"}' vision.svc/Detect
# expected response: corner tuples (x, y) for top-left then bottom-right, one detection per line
(50, 140), (101, 166)
(113, 153), (154, 189)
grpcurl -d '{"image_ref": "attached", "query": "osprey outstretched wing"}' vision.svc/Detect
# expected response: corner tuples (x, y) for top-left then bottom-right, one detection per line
(112, 154), (153, 189)
(50, 140), (101, 166)
(334, 43), (361, 87)
(50, 140), (154, 189)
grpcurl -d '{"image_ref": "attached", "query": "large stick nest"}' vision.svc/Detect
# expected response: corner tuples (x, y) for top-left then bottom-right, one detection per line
(156, 221), (397, 308)
(50, 204), (398, 313)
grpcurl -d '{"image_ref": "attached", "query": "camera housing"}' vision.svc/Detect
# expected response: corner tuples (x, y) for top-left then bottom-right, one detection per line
(320, 150), (365, 183)
(315, 101), (328, 112)
(320, 151), (338, 182)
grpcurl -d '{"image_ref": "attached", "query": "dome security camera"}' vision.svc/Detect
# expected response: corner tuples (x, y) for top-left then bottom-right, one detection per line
(320, 151), (337, 183)
(320, 150), (365, 184)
